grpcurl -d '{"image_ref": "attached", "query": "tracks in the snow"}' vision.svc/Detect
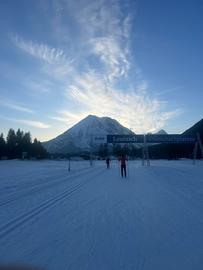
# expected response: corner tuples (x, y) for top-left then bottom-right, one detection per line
(0, 166), (105, 239)
(0, 165), (99, 207)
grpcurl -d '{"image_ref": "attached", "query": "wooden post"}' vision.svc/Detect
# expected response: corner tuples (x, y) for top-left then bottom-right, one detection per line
(68, 158), (71, 172)
(142, 134), (147, 166)
(90, 152), (93, 166)
(90, 134), (93, 166)
(197, 133), (203, 158)
(142, 136), (145, 166)
(146, 143), (150, 167)
(193, 141), (198, 165)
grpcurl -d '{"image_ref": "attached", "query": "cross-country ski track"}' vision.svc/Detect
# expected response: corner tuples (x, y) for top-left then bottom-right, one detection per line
(0, 160), (203, 270)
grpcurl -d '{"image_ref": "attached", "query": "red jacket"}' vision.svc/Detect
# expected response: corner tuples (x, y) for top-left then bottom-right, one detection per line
(119, 156), (127, 166)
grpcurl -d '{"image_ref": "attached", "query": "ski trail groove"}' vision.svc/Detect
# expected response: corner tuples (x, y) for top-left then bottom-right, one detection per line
(0, 165), (98, 207)
(0, 167), (105, 239)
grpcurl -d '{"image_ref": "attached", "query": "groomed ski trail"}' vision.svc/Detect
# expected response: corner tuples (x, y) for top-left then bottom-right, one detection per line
(0, 160), (203, 270)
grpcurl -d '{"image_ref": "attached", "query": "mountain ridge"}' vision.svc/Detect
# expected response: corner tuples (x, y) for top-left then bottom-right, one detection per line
(182, 118), (203, 136)
(43, 115), (203, 154)
(43, 115), (134, 154)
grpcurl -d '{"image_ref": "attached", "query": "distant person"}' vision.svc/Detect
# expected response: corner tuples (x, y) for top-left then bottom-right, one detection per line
(119, 154), (127, 178)
(106, 157), (110, 169)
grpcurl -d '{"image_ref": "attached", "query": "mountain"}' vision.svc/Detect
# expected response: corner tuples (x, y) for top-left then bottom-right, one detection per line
(146, 119), (203, 159)
(156, 129), (168, 135)
(43, 115), (134, 154)
(182, 119), (203, 138)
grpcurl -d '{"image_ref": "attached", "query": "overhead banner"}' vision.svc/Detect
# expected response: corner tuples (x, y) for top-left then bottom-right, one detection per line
(145, 134), (196, 144)
(107, 134), (196, 144)
(107, 135), (144, 143)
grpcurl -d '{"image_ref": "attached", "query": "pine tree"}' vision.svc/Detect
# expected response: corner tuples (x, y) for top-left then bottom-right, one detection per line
(113, 144), (122, 157)
(22, 132), (32, 155)
(1, 129), (47, 160)
(32, 138), (47, 159)
(122, 144), (129, 155)
(0, 133), (6, 158)
(98, 143), (108, 158)
(6, 129), (17, 159)
(16, 129), (24, 158)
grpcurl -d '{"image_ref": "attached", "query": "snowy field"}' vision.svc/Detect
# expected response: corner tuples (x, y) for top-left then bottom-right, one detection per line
(0, 159), (203, 270)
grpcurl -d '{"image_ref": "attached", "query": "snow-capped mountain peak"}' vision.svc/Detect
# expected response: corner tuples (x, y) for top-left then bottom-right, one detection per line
(156, 129), (168, 135)
(43, 115), (134, 154)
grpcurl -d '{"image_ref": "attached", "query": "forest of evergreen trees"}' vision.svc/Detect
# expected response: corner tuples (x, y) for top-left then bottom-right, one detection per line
(97, 142), (196, 160)
(0, 129), (47, 160)
(97, 143), (138, 158)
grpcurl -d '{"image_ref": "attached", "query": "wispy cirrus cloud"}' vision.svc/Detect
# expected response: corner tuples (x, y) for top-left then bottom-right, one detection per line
(63, 72), (182, 133)
(15, 119), (50, 129)
(73, 0), (131, 82)
(10, 0), (181, 135)
(11, 34), (74, 81)
(155, 86), (184, 96)
(90, 37), (129, 81)
(12, 35), (67, 64)
(50, 111), (87, 127)
(0, 116), (50, 129)
(0, 98), (34, 113)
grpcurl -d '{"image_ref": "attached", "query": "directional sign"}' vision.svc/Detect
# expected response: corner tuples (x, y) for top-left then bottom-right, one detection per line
(146, 134), (196, 144)
(107, 135), (144, 143)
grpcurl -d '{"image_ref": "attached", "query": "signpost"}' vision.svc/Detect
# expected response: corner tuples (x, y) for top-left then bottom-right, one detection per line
(145, 134), (196, 144)
(107, 135), (144, 144)
(107, 134), (196, 144)
(93, 133), (202, 166)
(105, 134), (200, 166)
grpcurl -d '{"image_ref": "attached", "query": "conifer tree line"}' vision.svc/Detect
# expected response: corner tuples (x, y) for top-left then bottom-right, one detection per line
(98, 143), (138, 158)
(97, 143), (195, 159)
(0, 128), (47, 159)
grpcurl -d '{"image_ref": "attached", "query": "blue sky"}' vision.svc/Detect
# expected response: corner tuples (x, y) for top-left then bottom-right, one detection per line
(0, 0), (202, 141)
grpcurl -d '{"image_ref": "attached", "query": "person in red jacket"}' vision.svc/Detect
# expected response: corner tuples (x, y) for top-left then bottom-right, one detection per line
(119, 154), (127, 178)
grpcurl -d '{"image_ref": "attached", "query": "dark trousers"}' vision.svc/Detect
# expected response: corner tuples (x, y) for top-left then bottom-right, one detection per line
(121, 164), (126, 177)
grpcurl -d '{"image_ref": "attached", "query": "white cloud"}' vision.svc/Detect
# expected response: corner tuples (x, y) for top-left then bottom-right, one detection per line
(12, 35), (67, 64)
(53, 0), (181, 133)
(155, 86), (184, 96)
(11, 34), (74, 81)
(0, 98), (34, 113)
(23, 79), (55, 95)
(64, 72), (182, 133)
(90, 37), (129, 81)
(0, 116), (50, 129)
(10, 0), (181, 135)
(50, 111), (88, 127)
(72, 0), (130, 82)
(16, 119), (50, 129)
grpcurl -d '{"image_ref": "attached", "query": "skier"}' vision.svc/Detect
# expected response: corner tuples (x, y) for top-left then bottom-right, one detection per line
(119, 154), (127, 178)
(106, 157), (110, 169)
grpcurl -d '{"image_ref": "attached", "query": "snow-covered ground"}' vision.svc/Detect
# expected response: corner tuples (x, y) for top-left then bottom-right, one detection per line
(0, 159), (203, 270)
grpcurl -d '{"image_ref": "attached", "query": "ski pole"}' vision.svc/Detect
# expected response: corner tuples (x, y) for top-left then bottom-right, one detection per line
(127, 160), (129, 178)
(68, 158), (70, 172)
